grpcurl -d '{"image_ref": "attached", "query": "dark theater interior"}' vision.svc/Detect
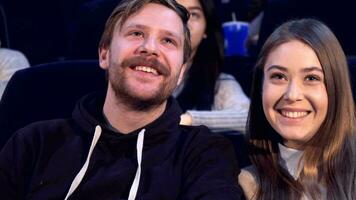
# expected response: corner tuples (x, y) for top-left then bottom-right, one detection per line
(0, 0), (356, 198)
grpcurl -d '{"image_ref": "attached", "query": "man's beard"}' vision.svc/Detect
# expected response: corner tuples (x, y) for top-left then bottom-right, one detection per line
(108, 56), (180, 111)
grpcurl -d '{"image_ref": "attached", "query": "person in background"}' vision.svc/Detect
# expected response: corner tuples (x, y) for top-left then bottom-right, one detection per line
(238, 19), (356, 199)
(0, 38), (29, 98)
(0, 0), (242, 199)
(177, 0), (250, 133)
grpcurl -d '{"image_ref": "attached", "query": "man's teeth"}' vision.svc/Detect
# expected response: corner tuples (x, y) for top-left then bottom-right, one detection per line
(134, 66), (158, 75)
(281, 110), (308, 118)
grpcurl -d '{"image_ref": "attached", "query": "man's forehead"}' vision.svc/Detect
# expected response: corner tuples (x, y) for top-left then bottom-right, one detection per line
(118, 3), (184, 37)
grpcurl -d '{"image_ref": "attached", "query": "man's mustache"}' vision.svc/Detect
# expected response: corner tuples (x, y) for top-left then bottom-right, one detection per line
(121, 56), (170, 76)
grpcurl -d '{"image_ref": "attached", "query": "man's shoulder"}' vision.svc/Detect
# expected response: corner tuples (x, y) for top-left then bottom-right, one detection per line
(173, 125), (242, 199)
(19, 118), (73, 132)
(13, 118), (76, 143)
(178, 124), (233, 150)
(179, 124), (215, 139)
(0, 118), (79, 156)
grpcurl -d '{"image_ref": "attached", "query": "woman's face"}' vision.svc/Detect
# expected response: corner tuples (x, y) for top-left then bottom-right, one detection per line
(176, 0), (207, 59)
(262, 40), (328, 149)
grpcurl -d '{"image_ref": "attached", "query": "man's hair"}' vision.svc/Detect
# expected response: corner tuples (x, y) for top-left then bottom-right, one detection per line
(99, 0), (191, 64)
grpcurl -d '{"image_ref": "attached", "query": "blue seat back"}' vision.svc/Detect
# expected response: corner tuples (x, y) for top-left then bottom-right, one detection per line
(0, 60), (107, 148)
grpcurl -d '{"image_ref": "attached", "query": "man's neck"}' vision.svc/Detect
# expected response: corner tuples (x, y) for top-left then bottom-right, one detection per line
(103, 90), (167, 134)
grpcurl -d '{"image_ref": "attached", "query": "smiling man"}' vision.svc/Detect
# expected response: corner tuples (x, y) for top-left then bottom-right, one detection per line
(99, 1), (189, 133)
(0, 0), (241, 199)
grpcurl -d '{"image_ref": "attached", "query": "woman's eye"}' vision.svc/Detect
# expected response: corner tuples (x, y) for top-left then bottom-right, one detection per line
(305, 75), (321, 82)
(270, 73), (286, 80)
(190, 11), (201, 20)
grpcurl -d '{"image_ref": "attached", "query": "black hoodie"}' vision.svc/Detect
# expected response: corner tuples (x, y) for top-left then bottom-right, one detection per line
(0, 93), (241, 199)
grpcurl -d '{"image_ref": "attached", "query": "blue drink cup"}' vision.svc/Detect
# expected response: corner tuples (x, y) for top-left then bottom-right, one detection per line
(223, 21), (249, 57)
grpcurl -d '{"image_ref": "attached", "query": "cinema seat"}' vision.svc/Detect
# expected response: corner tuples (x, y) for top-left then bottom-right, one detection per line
(0, 60), (107, 149)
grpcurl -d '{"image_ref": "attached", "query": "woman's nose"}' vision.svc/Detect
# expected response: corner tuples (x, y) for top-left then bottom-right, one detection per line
(283, 80), (303, 102)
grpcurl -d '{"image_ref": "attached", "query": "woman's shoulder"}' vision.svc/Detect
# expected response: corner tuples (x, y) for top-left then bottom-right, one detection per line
(238, 165), (258, 200)
(218, 72), (236, 80)
(0, 48), (26, 58)
(239, 165), (258, 184)
(216, 73), (241, 89)
(0, 48), (30, 69)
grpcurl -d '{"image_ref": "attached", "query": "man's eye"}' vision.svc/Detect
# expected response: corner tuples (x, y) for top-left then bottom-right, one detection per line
(130, 31), (143, 37)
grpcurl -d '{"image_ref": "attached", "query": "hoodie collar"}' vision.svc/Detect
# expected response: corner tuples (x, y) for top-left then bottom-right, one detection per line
(72, 92), (183, 143)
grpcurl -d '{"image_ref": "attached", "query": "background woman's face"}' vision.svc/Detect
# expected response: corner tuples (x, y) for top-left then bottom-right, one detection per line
(177, 0), (207, 59)
(262, 40), (328, 149)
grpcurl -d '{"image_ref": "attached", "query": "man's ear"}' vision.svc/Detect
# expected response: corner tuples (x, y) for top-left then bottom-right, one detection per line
(99, 47), (110, 70)
(177, 63), (188, 86)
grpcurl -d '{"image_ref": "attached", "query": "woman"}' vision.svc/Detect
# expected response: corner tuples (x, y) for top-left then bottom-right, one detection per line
(0, 39), (30, 98)
(238, 19), (356, 199)
(176, 0), (250, 132)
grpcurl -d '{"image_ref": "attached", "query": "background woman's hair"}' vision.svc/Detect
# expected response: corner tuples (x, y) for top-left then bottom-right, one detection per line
(176, 0), (224, 111)
(247, 18), (356, 199)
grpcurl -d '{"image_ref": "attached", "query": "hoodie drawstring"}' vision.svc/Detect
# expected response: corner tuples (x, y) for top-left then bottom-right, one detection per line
(128, 129), (145, 200)
(64, 125), (102, 200)
(64, 126), (145, 200)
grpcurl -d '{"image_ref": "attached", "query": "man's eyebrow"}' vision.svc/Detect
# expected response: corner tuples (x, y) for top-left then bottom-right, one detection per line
(125, 23), (180, 36)
(161, 30), (182, 41)
(123, 23), (183, 43)
(124, 24), (148, 30)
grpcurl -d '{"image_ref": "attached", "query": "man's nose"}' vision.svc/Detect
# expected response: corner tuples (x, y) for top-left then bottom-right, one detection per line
(283, 80), (303, 102)
(138, 36), (159, 57)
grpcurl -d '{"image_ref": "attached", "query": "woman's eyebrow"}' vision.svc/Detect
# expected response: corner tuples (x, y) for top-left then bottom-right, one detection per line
(266, 65), (287, 72)
(301, 66), (323, 73)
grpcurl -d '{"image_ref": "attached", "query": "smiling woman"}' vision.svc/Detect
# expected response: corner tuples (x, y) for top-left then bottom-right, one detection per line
(238, 19), (356, 200)
(262, 40), (328, 149)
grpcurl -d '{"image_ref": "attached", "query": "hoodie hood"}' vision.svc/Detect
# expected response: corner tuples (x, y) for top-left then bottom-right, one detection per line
(72, 92), (183, 147)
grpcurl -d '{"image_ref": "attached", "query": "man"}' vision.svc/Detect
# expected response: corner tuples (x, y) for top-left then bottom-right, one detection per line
(0, 0), (241, 199)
